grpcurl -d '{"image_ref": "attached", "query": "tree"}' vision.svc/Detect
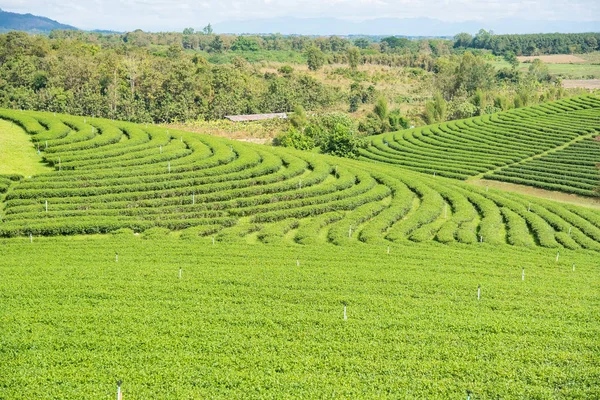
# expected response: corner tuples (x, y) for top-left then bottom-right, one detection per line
(209, 35), (224, 53)
(453, 32), (473, 48)
(166, 44), (183, 59)
(374, 97), (388, 121)
(289, 105), (307, 129)
(183, 28), (194, 35)
(203, 24), (213, 35)
(275, 127), (315, 150)
(381, 36), (410, 49)
(423, 93), (447, 124)
(528, 58), (550, 82)
(346, 46), (361, 70)
(353, 38), (370, 49)
(321, 123), (365, 158)
(305, 46), (325, 71)
(503, 51), (520, 69)
(231, 36), (259, 52)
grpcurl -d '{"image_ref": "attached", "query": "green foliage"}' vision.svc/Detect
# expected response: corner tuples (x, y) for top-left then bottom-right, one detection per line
(353, 38), (370, 49)
(278, 65), (293, 76)
(423, 93), (447, 124)
(321, 123), (365, 158)
(373, 97), (389, 121)
(528, 58), (550, 82)
(209, 35), (224, 53)
(503, 51), (520, 69)
(346, 46), (361, 70)
(381, 36), (411, 50)
(275, 127), (315, 150)
(305, 46), (326, 71)
(2, 237), (600, 398)
(289, 105), (307, 129)
(231, 36), (260, 52)
(464, 32), (600, 55)
(453, 32), (473, 48)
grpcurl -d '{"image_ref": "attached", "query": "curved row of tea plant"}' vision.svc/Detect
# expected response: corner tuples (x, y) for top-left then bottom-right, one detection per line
(360, 96), (600, 195)
(485, 136), (600, 196)
(1, 109), (600, 252)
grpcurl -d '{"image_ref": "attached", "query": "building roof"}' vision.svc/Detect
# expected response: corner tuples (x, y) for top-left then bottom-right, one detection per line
(225, 113), (287, 122)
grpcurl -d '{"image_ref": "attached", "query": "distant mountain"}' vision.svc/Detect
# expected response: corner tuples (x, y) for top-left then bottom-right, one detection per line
(0, 8), (77, 33)
(213, 17), (600, 36)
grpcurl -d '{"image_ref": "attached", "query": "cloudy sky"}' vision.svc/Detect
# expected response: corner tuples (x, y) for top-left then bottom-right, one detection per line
(1, 0), (599, 31)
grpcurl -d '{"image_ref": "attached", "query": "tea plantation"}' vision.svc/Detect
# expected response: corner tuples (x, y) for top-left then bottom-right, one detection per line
(0, 98), (599, 399)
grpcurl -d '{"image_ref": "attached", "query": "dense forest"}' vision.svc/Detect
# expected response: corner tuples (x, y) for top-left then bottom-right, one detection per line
(455, 30), (600, 56)
(0, 29), (593, 128)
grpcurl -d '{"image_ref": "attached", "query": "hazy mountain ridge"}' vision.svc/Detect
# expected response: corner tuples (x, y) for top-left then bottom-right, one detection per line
(213, 17), (600, 36)
(0, 8), (77, 33)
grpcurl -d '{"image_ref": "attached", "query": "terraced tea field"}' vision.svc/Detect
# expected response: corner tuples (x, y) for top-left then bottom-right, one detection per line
(1, 107), (600, 252)
(487, 136), (600, 196)
(1, 99), (600, 399)
(361, 95), (600, 196)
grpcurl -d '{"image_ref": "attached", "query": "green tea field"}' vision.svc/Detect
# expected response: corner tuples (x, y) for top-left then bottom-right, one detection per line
(0, 96), (599, 399)
(1, 237), (599, 398)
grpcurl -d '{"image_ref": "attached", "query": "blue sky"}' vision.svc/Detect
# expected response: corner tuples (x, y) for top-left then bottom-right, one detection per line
(1, 0), (599, 31)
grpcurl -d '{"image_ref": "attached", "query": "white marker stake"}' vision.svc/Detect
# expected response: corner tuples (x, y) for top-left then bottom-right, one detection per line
(45, 140), (48, 149)
(30, 233), (33, 243)
(486, 186), (489, 192)
(179, 268), (182, 279)
(387, 246), (390, 255)
(212, 237), (215, 246)
(45, 200), (48, 212)
(479, 235), (483, 243)
(556, 251), (560, 263)
(568, 226), (572, 236)
(180, 136), (183, 143)
(116, 253), (118, 263)
(572, 263), (575, 272)
(116, 380), (122, 400)
(168, 161), (171, 173)
(433, 171), (436, 177)
(343, 304), (347, 320)
(528, 203), (531, 212)
(477, 285), (481, 301)
(522, 268), (525, 281)
(348, 226), (352, 238)
(296, 259), (300, 267)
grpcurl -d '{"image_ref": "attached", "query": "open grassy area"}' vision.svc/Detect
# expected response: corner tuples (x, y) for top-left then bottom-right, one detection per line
(489, 56), (600, 79)
(0, 119), (52, 177)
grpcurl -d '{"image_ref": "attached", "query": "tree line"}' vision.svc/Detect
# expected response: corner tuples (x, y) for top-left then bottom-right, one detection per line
(454, 30), (600, 56)
(0, 31), (340, 123)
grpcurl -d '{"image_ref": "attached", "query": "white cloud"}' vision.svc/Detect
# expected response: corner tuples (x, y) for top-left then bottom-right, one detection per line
(3, 0), (599, 31)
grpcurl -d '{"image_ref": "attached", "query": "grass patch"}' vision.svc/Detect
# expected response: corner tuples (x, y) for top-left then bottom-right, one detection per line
(0, 119), (52, 177)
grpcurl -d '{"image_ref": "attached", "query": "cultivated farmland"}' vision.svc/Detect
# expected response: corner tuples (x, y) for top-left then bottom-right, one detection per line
(1, 106), (600, 250)
(1, 237), (600, 399)
(1, 97), (600, 399)
(361, 95), (600, 195)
